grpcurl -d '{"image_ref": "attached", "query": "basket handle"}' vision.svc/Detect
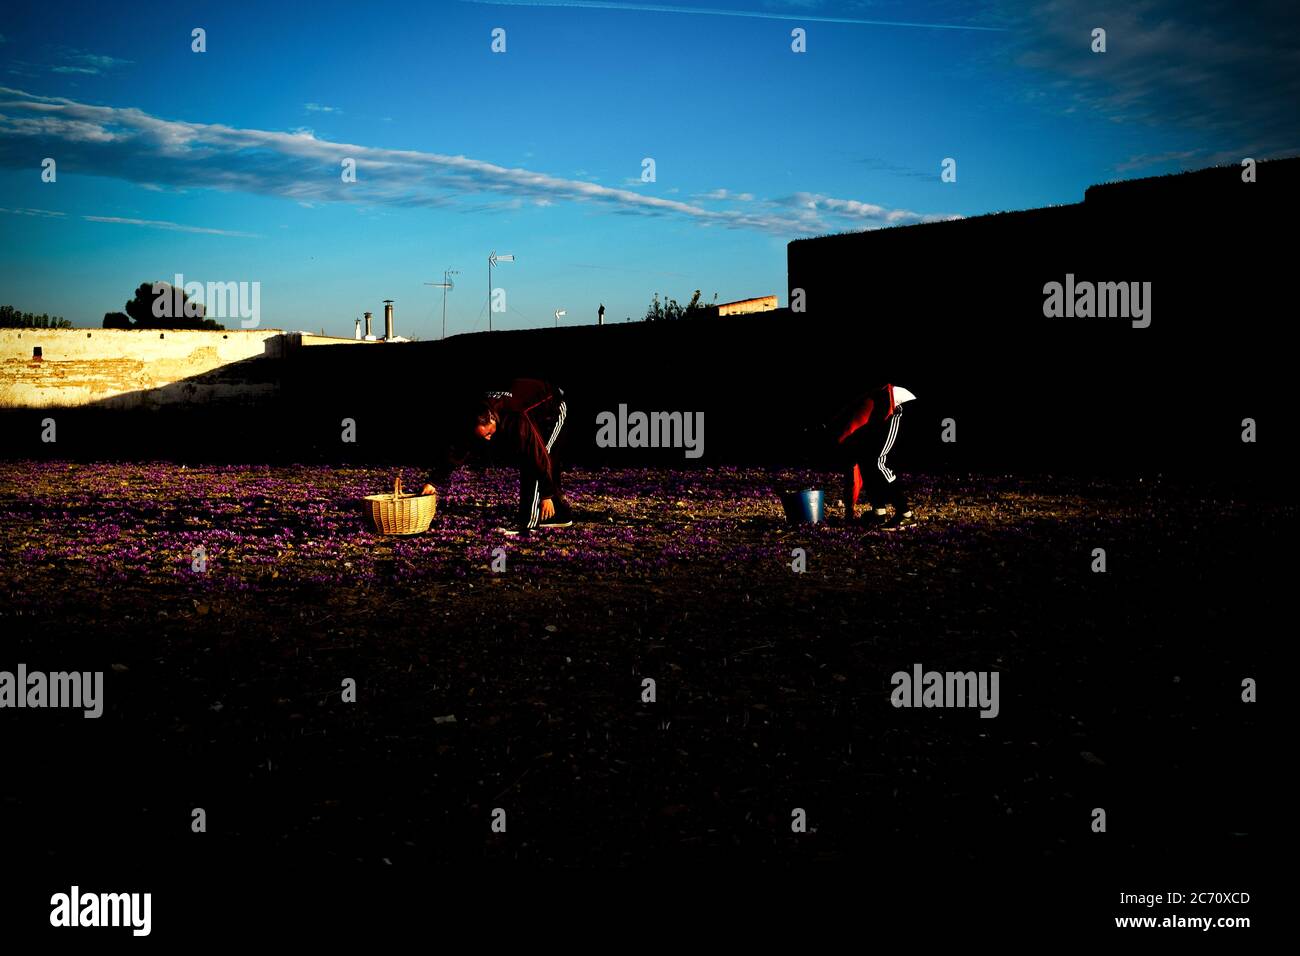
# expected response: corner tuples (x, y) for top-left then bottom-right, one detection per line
(393, 475), (403, 500)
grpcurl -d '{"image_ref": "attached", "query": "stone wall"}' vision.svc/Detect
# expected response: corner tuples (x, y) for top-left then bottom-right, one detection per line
(0, 328), (289, 408)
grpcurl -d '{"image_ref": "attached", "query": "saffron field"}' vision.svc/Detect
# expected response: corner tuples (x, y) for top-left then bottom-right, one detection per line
(0, 462), (1276, 869)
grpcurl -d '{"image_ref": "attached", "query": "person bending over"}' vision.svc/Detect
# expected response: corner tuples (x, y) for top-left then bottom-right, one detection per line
(423, 378), (574, 535)
(826, 382), (918, 530)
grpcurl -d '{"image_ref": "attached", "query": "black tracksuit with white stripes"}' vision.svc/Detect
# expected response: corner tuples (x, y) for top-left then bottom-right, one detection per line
(843, 406), (909, 514)
(830, 383), (911, 515)
(431, 379), (571, 530)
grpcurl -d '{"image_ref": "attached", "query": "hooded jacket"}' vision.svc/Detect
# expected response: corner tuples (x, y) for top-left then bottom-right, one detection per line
(828, 383), (916, 506)
(431, 379), (564, 497)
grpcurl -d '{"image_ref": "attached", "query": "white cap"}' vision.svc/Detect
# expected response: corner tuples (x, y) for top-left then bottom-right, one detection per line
(893, 385), (917, 405)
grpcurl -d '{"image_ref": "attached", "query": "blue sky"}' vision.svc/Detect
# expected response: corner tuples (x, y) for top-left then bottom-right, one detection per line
(0, 0), (1295, 336)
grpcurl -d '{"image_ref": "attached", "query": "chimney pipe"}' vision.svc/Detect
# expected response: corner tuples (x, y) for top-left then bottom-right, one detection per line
(363, 312), (373, 337)
(383, 300), (394, 340)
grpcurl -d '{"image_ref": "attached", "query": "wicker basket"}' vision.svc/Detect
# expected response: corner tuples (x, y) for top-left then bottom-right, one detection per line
(365, 475), (436, 535)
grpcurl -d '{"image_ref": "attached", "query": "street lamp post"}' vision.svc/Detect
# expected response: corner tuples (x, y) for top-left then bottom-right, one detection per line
(487, 251), (515, 332)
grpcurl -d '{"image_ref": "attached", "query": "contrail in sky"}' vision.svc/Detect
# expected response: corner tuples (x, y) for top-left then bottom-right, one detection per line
(458, 0), (1008, 32)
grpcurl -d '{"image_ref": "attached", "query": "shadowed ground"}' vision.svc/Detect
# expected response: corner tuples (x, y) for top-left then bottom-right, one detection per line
(0, 463), (1275, 897)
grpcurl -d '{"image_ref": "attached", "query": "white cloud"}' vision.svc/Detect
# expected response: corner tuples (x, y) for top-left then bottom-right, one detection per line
(1001, 0), (1298, 156)
(0, 206), (66, 217)
(82, 216), (260, 238)
(781, 192), (963, 226)
(457, 0), (1006, 32)
(47, 51), (131, 75)
(0, 86), (957, 237)
(699, 188), (756, 202)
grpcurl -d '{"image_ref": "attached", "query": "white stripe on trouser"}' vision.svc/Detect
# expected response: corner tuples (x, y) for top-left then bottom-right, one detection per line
(546, 400), (567, 452)
(877, 411), (900, 483)
(526, 400), (566, 528)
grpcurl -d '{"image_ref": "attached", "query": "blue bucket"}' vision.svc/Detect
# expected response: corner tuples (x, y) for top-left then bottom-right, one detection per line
(780, 488), (825, 524)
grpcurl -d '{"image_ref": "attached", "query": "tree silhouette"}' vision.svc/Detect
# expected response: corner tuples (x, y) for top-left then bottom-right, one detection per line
(121, 282), (225, 330)
(642, 289), (716, 321)
(0, 305), (71, 328)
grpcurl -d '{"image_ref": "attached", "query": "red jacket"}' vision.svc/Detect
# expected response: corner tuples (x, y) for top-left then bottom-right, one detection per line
(433, 379), (564, 497)
(831, 384), (898, 444)
(830, 384), (900, 507)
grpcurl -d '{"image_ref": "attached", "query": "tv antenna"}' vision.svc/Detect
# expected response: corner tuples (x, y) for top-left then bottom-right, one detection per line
(424, 269), (459, 339)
